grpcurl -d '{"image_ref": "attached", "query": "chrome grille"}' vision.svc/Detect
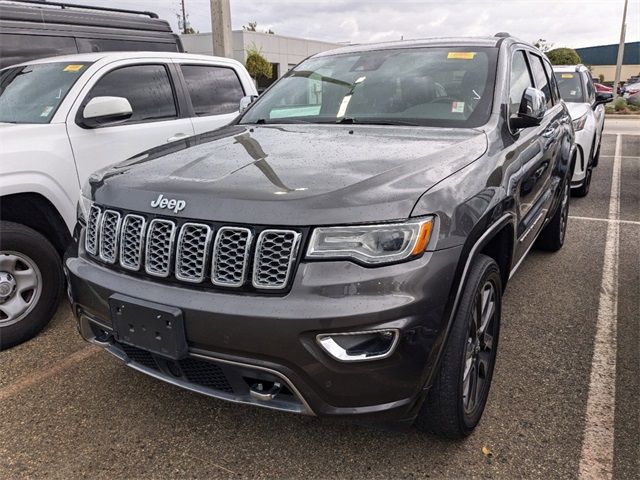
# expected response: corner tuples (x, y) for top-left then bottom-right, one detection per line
(145, 219), (176, 277)
(86, 206), (301, 290)
(119, 215), (146, 271)
(252, 230), (301, 289)
(98, 210), (122, 264)
(211, 227), (252, 287)
(175, 223), (212, 283)
(85, 205), (102, 255)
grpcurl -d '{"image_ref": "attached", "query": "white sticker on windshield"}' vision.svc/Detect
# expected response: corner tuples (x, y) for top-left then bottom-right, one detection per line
(40, 106), (54, 117)
(451, 101), (465, 113)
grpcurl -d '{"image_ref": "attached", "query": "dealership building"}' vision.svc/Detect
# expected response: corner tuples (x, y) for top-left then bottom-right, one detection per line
(575, 41), (640, 82)
(180, 30), (343, 89)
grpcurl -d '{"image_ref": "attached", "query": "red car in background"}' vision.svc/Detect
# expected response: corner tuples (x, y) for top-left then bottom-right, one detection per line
(593, 81), (613, 93)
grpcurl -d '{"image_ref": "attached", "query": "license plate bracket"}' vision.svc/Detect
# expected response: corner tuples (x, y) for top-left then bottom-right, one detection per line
(109, 293), (187, 360)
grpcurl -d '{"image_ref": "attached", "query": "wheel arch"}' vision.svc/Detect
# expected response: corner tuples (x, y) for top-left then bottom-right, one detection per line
(417, 212), (515, 397)
(0, 193), (72, 256)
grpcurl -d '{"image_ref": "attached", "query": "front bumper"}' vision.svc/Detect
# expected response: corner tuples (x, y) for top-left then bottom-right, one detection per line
(571, 128), (594, 186)
(65, 244), (462, 421)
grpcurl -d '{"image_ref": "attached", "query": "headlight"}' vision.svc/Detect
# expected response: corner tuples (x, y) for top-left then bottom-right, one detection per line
(306, 217), (434, 265)
(572, 113), (588, 131)
(77, 194), (92, 225)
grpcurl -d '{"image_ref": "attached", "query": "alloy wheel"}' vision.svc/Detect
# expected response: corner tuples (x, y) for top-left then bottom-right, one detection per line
(559, 182), (570, 243)
(0, 251), (42, 326)
(462, 279), (497, 415)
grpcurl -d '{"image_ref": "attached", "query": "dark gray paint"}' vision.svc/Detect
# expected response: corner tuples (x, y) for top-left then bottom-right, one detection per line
(68, 36), (575, 422)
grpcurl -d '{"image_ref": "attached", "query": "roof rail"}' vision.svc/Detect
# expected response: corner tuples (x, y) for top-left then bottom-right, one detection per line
(2, 0), (159, 18)
(494, 32), (511, 38)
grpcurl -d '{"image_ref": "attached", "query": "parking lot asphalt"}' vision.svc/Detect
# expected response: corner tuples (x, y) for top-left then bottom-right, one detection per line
(0, 120), (638, 479)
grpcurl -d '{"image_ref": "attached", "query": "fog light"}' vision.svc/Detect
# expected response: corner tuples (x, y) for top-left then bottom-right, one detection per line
(316, 329), (399, 362)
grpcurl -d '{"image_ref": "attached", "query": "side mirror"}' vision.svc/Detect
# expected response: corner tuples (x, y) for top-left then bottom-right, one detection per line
(510, 87), (547, 129)
(81, 96), (132, 128)
(239, 95), (258, 114)
(594, 92), (613, 108)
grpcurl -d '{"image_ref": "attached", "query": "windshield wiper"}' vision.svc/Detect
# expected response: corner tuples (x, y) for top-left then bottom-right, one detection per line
(337, 117), (421, 126)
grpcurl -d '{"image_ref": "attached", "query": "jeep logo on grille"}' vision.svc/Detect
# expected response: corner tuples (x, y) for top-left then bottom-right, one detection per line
(150, 194), (186, 214)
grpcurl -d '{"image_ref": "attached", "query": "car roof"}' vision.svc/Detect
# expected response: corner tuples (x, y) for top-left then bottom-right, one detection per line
(313, 36), (511, 57)
(2, 51), (240, 69)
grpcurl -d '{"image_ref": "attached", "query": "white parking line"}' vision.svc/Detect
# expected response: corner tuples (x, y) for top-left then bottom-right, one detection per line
(578, 134), (622, 480)
(599, 155), (639, 160)
(569, 215), (640, 226)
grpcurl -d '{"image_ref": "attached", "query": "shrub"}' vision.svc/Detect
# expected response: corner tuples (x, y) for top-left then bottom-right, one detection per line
(245, 43), (272, 80)
(546, 48), (581, 65)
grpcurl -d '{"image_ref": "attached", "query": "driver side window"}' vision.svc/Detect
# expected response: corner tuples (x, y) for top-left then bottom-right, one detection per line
(509, 50), (533, 118)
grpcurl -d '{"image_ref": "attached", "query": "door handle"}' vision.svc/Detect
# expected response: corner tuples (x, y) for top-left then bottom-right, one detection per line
(542, 127), (557, 138)
(167, 133), (190, 143)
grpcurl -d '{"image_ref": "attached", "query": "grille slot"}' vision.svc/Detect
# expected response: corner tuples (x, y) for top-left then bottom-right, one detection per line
(145, 219), (177, 278)
(211, 227), (252, 287)
(252, 230), (302, 289)
(175, 223), (212, 283)
(179, 358), (234, 393)
(98, 210), (122, 264)
(120, 343), (159, 371)
(85, 205), (102, 255)
(86, 205), (303, 290)
(119, 214), (146, 271)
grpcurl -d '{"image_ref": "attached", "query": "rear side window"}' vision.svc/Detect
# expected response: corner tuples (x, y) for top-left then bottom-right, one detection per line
(0, 33), (78, 69)
(542, 60), (560, 104)
(85, 64), (177, 124)
(509, 51), (533, 117)
(529, 54), (553, 108)
(180, 65), (245, 116)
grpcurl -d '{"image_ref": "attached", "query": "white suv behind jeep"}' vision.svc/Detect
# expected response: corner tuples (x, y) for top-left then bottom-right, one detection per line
(553, 64), (612, 197)
(0, 52), (257, 348)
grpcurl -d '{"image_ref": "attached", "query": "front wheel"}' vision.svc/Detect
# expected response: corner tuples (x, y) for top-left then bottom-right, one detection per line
(414, 254), (502, 438)
(0, 222), (63, 349)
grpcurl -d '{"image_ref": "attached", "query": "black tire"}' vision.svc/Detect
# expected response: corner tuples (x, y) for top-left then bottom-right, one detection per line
(592, 135), (601, 168)
(572, 165), (592, 197)
(0, 221), (63, 349)
(536, 179), (570, 252)
(414, 254), (502, 438)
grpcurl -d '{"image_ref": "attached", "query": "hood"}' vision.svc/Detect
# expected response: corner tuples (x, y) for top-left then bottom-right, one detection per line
(90, 124), (487, 226)
(565, 102), (591, 120)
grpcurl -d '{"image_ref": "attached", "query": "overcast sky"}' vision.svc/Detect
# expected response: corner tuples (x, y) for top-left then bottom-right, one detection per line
(64, 0), (639, 49)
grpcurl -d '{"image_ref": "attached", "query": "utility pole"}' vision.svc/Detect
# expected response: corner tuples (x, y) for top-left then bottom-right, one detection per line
(210, 0), (232, 58)
(180, 0), (188, 34)
(612, 0), (629, 99)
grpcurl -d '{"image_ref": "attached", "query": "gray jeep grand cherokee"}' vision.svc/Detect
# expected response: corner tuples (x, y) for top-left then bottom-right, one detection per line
(65, 34), (575, 438)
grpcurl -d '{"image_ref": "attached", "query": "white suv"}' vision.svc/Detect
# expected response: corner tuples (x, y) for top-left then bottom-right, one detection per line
(553, 64), (612, 196)
(0, 51), (257, 348)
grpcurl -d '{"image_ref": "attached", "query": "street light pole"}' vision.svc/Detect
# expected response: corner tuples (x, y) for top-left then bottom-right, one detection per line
(210, 0), (233, 58)
(612, 0), (629, 99)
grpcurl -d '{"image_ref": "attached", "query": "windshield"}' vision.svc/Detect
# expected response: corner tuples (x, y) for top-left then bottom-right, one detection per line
(554, 72), (585, 103)
(240, 47), (498, 128)
(0, 62), (91, 124)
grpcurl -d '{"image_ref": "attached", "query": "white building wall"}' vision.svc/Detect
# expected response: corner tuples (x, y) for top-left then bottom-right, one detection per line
(180, 31), (343, 77)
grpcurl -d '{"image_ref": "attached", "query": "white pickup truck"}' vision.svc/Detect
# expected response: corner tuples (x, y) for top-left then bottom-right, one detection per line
(0, 51), (257, 348)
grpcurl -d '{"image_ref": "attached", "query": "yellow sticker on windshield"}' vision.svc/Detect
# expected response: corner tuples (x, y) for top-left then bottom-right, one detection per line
(448, 52), (476, 60)
(561, 73), (574, 78)
(63, 64), (84, 72)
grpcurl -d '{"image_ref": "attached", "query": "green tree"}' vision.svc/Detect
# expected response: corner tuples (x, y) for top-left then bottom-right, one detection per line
(245, 44), (272, 81)
(546, 48), (581, 65)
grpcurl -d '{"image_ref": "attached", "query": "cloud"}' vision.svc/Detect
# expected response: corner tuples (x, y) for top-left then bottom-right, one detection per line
(63, 0), (639, 49)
